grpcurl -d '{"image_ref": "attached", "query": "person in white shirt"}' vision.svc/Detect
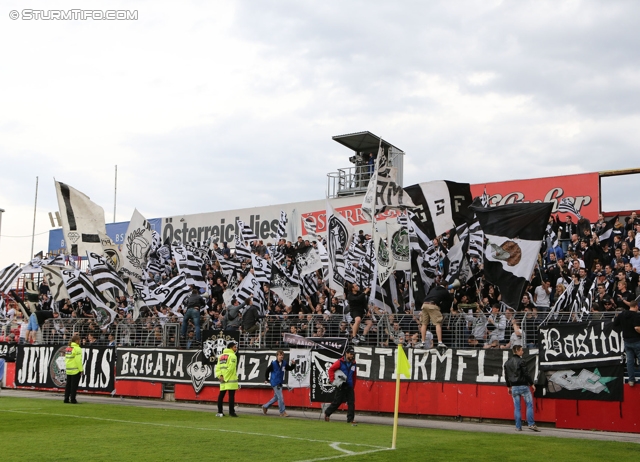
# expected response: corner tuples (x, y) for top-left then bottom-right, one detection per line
(534, 280), (551, 309)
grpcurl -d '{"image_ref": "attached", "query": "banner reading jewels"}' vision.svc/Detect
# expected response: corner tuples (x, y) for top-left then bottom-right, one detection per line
(15, 345), (115, 391)
(537, 322), (624, 401)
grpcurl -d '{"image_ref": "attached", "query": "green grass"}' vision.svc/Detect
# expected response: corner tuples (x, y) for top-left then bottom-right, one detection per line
(0, 397), (636, 462)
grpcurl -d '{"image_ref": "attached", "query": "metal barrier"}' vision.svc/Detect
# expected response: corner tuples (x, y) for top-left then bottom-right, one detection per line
(26, 310), (618, 350)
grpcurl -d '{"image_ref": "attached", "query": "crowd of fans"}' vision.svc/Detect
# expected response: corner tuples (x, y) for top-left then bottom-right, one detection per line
(1, 212), (638, 351)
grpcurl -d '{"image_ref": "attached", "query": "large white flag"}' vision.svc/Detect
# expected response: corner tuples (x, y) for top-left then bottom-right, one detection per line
(54, 181), (107, 256)
(121, 209), (153, 283)
(326, 201), (354, 296)
(386, 221), (410, 271)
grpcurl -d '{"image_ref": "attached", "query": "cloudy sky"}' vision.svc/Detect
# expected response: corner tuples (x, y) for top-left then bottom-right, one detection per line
(1, 0), (639, 267)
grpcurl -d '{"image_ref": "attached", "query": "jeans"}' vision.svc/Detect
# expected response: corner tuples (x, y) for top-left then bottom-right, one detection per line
(511, 385), (535, 429)
(625, 341), (640, 384)
(264, 385), (286, 414)
(181, 308), (201, 342)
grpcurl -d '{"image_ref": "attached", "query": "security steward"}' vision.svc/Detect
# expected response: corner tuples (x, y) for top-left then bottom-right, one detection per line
(215, 341), (239, 417)
(64, 333), (83, 404)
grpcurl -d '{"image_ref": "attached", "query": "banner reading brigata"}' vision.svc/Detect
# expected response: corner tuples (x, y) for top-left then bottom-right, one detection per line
(471, 172), (599, 221)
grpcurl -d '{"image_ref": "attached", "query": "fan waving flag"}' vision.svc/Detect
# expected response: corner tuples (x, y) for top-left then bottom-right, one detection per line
(326, 201), (354, 297)
(471, 202), (553, 310)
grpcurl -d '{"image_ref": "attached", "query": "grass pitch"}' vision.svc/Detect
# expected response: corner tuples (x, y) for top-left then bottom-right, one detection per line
(0, 397), (636, 462)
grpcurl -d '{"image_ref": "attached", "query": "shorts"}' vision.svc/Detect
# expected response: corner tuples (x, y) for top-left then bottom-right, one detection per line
(27, 313), (39, 332)
(351, 309), (365, 320)
(420, 303), (443, 326)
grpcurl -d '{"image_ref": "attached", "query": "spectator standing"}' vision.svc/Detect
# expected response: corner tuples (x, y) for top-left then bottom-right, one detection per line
(504, 345), (540, 432)
(262, 350), (296, 417)
(64, 334), (83, 404)
(181, 287), (205, 345)
(324, 346), (358, 425)
(215, 341), (239, 417)
(613, 300), (640, 386)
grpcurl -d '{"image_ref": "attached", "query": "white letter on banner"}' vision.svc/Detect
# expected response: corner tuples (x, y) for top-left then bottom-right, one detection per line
(456, 350), (477, 382)
(476, 350), (499, 383)
(377, 348), (392, 380)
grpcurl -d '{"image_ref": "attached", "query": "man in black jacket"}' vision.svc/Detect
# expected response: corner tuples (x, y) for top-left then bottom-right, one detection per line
(181, 287), (205, 345)
(613, 300), (640, 386)
(504, 345), (540, 432)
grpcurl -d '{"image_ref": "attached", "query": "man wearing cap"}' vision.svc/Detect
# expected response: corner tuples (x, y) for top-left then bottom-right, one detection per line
(215, 341), (239, 417)
(324, 346), (358, 425)
(181, 286), (206, 346)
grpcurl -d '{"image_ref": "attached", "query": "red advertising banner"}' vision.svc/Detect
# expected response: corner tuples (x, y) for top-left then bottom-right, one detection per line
(470, 172), (600, 221)
(301, 205), (402, 233)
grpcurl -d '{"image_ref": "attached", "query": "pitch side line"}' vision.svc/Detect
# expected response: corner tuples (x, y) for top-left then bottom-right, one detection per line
(6, 410), (388, 451)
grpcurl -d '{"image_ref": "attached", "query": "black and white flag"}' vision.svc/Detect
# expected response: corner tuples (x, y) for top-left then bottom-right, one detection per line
(270, 264), (300, 306)
(234, 235), (253, 261)
(133, 282), (161, 307)
(294, 245), (323, 277)
(234, 272), (261, 305)
(471, 202), (553, 310)
(404, 180), (474, 240)
(237, 219), (258, 243)
(597, 215), (617, 245)
(54, 181), (107, 256)
(151, 274), (191, 309)
(361, 144), (415, 221)
(87, 252), (128, 295)
(172, 245), (207, 289)
(301, 273), (319, 298)
(61, 269), (117, 328)
(0, 264), (23, 294)
(387, 221), (410, 271)
(251, 254), (272, 285)
(326, 201), (353, 296)
(374, 231), (393, 285)
(42, 265), (69, 302)
(121, 209), (153, 283)
(558, 197), (582, 219)
(302, 215), (321, 239)
(276, 211), (288, 241)
(98, 231), (123, 272)
(20, 255), (66, 274)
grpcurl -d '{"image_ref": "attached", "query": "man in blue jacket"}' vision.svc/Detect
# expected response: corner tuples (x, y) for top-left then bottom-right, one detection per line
(324, 346), (358, 425)
(262, 350), (296, 417)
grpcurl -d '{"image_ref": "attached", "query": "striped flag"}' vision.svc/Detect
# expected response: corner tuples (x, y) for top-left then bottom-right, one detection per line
(251, 253), (272, 285)
(234, 272), (261, 305)
(42, 265), (69, 302)
(294, 245), (323, 276)
(0, 264), (23, 294)
(326, 201), (353, 296)
(215, 250), (242, 277)
(87, 252), (128, 295)
(237, 219), (258, 243)
(172, 245), (207, 289)
(61, 269), (117, 328)
(597, 215), (618, 245)
(276, 211), (288, 241)
(151, 274), (191, 309)
(301, 273), (319, 298)
(234, 235), (253, 261)
(133, 282), (161, 307)
(558, 197), (582, 219)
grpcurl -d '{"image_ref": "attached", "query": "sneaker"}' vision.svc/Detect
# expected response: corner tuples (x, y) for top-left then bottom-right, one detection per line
(515, 427), (522, 432)
(262, 406), (268, 415)
(358, 335), (366, 341)
(437, 342), (446, 349)
(229, 413), (238, 418)
(280, 412), (289, 417)
(629, 381), (635, 387)
(414, 342), (424, 349)
(352, 338), (360, 345)
(216, 413), (224, 417)
(528, 425), (541, 432)
(324, 415), (330, 422)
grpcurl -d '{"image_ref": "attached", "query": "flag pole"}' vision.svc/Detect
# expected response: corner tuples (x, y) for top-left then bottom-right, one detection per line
(391, 345), (401, 449)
